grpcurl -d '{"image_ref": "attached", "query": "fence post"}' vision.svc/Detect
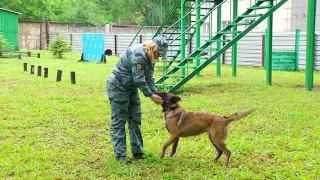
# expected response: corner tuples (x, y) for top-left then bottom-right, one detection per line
(262, 34), (265, 67)
(45, 20), (50, 49)
(70, 34), (73, 46)
(295, 29), (300, 71)
(222, 35), (226, 64)
(115, 35), (118, 56)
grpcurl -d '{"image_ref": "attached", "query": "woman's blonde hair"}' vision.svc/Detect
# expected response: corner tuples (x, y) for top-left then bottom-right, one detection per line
(142, 40), (159, 62)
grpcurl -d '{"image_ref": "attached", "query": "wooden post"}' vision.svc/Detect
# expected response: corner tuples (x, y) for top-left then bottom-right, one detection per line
(30, 65), (35, 74)
(37, 66), (42, 76)
(44, 68), (48, 78)
(23, 63), (27, 72)
(56, 70), (62, 82)
(70, 71), (76, 84)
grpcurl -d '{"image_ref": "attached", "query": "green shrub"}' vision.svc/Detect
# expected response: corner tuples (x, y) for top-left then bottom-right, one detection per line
(0, 33), (10, 52)
(49, 35), (72, 58)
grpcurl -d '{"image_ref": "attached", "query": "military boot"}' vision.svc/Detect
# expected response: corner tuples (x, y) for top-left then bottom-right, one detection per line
(116, 156), (132, 164)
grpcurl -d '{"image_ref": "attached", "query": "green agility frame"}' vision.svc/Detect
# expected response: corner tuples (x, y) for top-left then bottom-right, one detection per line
(130, 0), (318, 92)
(156, 0), (290, 92)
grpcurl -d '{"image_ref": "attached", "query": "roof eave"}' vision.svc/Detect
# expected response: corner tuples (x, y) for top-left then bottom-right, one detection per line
(0, 8), (22, 15)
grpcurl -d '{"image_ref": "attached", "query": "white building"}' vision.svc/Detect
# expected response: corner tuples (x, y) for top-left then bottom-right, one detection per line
(195, 0), (320, 33)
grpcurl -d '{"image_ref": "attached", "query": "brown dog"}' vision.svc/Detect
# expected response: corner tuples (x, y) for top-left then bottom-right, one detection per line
(155, 92), (253, 166)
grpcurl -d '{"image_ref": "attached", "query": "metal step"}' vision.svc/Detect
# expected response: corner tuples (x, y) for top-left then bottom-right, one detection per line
(216, 31), (242, 34)
(155, 84), (175, 88)
(163, 75), (185, 78)
(227, 22), (251, 26)
(173, 65), (198, 69)
(239, 14), (263, 18)
(248, 5), (273, 10)
(205, 39), (230, 43)
(197, 48), (218, 51)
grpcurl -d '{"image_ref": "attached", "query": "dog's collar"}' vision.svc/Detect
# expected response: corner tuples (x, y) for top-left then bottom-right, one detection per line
(164, 108), (184, 119)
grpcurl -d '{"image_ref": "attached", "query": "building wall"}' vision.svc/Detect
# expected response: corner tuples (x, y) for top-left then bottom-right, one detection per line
(19, 21), (47, 50)
(290, 0), (320, 32)
(0, 10), (19, 51)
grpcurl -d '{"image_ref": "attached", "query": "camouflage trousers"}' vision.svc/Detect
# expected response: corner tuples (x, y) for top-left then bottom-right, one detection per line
(106, 82), (144, 157)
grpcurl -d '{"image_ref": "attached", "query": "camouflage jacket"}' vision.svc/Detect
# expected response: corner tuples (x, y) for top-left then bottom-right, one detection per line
(108, 44), (156, 97)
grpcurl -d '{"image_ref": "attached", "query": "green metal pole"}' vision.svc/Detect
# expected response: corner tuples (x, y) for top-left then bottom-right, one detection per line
(196, 0), (201, 77)
(216, 4), (222, 77)
(295, 29), (300, 71)
(266, 0), (273, 85)
(181, 0), (186, 77)
(232, 0), (238, 77)
(306, 0), (317, 91)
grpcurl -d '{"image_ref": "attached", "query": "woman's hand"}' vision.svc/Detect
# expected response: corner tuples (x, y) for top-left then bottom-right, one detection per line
(150, 94), (163, 104)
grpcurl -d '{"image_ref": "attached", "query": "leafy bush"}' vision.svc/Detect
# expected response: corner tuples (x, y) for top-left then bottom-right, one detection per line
(49, 35), (72, 58)
(0, 33), (10, 52)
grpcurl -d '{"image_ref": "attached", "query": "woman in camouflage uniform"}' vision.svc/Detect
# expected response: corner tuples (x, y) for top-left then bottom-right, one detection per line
(107, 36), (168, 163)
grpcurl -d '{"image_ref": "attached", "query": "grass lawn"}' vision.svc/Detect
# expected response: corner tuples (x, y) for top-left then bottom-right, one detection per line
(1, 50), (319, 179)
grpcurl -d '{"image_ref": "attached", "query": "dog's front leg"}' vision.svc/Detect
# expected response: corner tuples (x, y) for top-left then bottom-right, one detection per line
(170, 137), (180, 157)
(161, 135), (178, 158)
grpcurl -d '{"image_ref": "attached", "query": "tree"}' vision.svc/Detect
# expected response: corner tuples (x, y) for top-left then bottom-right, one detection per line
(67, 0), (110, 26)
(0, 33), (11, 52)
(0, 0), (69, 21)
(0, 0), (179, 26)
(49, 35), (71, 58)
(94, 0), (179, 25)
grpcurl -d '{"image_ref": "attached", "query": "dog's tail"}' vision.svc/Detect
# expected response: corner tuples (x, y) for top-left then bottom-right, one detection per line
(225, 109), (253, 123)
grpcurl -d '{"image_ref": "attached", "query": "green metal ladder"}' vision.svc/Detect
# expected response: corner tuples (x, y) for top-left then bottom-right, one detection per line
(156, 0), (289, 92)
(153, 0), (223, 70)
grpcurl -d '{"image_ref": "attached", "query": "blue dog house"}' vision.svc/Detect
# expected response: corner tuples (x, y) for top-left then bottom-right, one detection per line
(82, 33), (104, 62)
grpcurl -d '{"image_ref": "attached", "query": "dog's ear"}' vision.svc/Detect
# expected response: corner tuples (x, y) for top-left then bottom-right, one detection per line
(170, 95), (181, 103)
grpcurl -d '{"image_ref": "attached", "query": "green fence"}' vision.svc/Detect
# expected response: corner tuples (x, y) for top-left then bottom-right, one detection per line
(265, 29), (300, 71)
(272, 52), (297, 71)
